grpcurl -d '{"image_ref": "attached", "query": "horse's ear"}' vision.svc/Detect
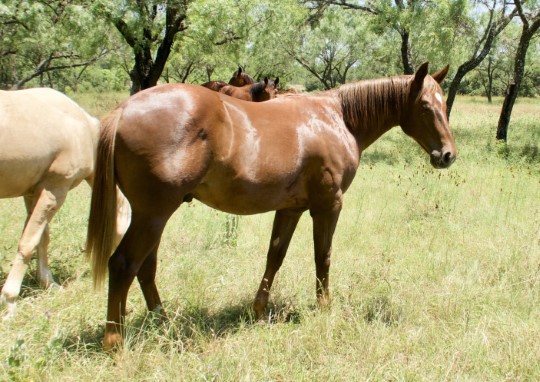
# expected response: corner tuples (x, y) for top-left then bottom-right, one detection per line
(264, 77), (269, 85)
(413, 62), (429, 89)
(431, 65), (449, 84)
(237, 66), (243, 77)
(275, 77), (279, 86)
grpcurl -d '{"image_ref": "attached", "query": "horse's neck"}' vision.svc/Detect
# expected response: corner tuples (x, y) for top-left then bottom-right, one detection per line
(337, 77), (409, 151)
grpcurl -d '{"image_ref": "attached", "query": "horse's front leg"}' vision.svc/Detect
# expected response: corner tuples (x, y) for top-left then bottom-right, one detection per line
(253, 209), (303, 320)
(1, 188), (67, 319)
(311, 203), (342, 308)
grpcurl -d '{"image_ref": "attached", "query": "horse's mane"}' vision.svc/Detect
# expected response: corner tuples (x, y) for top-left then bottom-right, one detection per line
(336, 76), (410, 131)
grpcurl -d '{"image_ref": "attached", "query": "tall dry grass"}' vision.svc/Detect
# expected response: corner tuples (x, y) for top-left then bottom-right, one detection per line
(0, 95), (538, 381)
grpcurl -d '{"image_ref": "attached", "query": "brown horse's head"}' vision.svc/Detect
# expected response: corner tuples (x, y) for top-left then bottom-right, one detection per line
(229, 66), (255, 87)
(251, 77), (279, 102)
(401, 62), (456, 169)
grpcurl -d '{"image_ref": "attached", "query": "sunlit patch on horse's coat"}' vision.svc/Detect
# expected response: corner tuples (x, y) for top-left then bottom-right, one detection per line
(435, 92), (443, 108)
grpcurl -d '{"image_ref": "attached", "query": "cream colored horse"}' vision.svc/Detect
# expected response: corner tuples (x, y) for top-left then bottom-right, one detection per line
(0, 88), (130, 319)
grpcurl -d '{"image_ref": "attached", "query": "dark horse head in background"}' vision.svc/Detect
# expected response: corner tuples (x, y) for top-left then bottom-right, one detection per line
(219, 77), (279, 102)
(228, 66), (255, 87)
(201, 66), (256, 92)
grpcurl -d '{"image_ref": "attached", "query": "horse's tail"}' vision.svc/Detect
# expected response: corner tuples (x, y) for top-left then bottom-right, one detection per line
(86, 107), (123, 290)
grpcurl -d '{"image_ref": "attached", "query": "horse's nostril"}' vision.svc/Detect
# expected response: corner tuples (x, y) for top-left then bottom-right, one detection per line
(443, 151), (453, 165)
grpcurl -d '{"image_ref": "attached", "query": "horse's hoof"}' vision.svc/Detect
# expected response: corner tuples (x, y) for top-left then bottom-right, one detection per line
(39, 275), (61, 290)
(1, 295), (17, 321)
(47, 282), (62, 291)
(103, 332), (123, 352)
(252, 306), (271, 324)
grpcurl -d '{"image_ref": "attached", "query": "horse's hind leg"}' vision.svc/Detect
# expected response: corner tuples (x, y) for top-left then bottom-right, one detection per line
(104, 211), (170, 351)
(253, 209), (303, 319)
(137, 243), (165, 319)
(1, 187), (67, 319)
(311, 204), (342, 307)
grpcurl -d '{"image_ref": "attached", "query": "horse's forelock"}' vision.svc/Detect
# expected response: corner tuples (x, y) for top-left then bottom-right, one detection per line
(337, 77), (410, 130)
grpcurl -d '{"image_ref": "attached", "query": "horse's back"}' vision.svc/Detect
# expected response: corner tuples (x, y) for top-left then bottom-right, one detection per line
(219, 84), (251, 101)
(111, 84), (359, 215)
(0, 88), (99, 198)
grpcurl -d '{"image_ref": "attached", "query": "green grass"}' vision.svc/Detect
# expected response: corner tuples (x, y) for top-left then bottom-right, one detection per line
(1, 96), (539, 381)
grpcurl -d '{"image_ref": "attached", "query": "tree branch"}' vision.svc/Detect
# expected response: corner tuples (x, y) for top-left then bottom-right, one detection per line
(514, 0), (528, 27)
(325, 0), (379, 15)
(12, 51), (107, 90)
(113, 18), (137, 47)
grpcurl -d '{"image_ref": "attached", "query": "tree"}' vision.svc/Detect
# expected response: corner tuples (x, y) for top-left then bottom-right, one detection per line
(155, 0), (309, 87)
(445, 0), (516, 118)
(472, 27), (519, 102)
(478, 54), (499, 102)
(497, 0), (540, 141)
(305, 0), (436, 75)
(92, 0), (190, 94)
(287, 7), (369, 89)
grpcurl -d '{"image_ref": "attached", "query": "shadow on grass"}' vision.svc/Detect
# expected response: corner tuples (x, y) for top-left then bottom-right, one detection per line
(61, 297), (304, 353)
(62, 325), (105, 354)
(0, 257), (83, 301)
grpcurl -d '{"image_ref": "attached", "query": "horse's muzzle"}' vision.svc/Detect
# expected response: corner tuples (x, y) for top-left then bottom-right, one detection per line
(430, 150), (456, 169)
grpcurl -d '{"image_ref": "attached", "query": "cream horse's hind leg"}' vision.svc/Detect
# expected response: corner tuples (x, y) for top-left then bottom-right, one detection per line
(1, 187), (67, 319)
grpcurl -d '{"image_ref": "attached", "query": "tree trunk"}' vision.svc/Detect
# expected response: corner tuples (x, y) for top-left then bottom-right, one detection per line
(485, 57), (494, 103)
(129, 49), (154, 95)
(446, 68), (466, 117)
(486, 79), (492, 103)
(496, 19), (539, 141)
(496, 82), (516, 141)
(400, 29), (414, 75)
(114, 4), (187, 95)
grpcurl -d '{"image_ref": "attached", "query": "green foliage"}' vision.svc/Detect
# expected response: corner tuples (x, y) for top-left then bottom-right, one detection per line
(0, 0), (114, 90)
(165, 0), (308, 85)
(223, 214), (240, 247)
(1, 0), (538, 96)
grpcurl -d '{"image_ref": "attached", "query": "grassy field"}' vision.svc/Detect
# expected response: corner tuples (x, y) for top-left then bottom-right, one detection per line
(0, 93), (539, 381)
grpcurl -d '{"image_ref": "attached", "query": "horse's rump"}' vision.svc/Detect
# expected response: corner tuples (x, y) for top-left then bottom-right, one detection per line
(0, 88), (99, 197)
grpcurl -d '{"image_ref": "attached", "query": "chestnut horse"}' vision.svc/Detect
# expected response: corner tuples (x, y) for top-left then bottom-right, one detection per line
(201, 66), (255, 92)
(219, 77), (279, 102)
(0, 88), (130, 319)
(86, 63), (456, 350)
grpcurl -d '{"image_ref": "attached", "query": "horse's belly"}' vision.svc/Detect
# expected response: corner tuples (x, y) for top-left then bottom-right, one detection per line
(193, 180), (307, 215)
(0, 150), (92, 198)
(0, 163), (49, 197)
